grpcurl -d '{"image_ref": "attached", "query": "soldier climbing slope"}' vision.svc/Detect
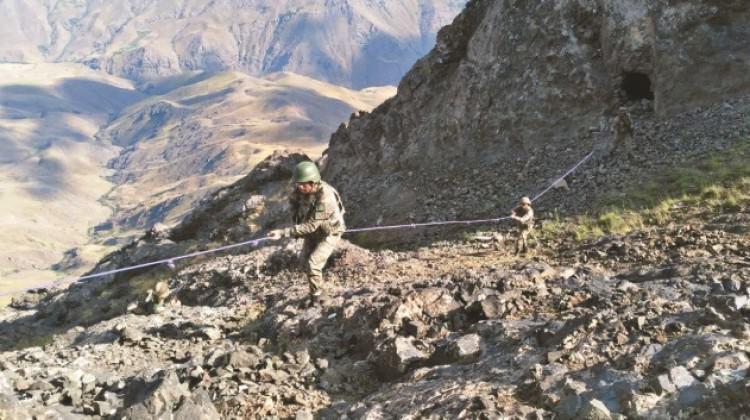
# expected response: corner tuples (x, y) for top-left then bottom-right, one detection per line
(612, 106), (634, 155)
(268, 161), (346, 304)
(510, 196), (534, 255)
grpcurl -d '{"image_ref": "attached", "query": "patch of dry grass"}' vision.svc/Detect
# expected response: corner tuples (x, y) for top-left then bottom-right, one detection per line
(540, 142), (750, 241)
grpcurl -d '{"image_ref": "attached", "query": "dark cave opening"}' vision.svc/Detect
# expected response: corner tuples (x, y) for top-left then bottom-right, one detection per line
(621, 71), (655, 101)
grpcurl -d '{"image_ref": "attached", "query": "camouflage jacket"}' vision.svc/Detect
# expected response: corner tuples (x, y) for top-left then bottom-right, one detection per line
(512, 206), (534, 229)
(288, 181), (346, 237)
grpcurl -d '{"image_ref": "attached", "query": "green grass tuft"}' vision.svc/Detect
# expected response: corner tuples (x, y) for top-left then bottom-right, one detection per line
(542, 142), (750, 241)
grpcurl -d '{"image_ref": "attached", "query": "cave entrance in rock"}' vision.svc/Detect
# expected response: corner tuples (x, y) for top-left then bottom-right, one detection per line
(621, 71), (654, 101)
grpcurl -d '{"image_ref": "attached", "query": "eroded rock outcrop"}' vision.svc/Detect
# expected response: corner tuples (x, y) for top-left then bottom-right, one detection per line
(324, 0), (750, 230)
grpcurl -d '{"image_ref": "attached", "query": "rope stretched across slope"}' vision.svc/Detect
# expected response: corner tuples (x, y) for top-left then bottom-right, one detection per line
(0, 151), (594, 298)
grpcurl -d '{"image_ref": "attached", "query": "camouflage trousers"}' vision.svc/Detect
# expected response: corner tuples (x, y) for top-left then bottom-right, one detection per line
(301, 233), (341, 295)
(515, 225), (533, 254)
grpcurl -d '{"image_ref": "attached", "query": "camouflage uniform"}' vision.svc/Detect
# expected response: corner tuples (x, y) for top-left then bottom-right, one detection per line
(612, 107), (634, 153)
(145, 281), (170, 314)
(512, 204), (534, 254)
(285, 181), (346, 295)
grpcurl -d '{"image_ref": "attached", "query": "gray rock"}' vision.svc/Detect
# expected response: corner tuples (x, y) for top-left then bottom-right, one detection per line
(9, 292), (45, 310)
(469, 292), (521, 319)
(146, 223), (172, 241)
(705, 352), (750, 386)
(676, 383), (711, 407)
(580, 399), (612, 420)
(42, 392), (62, 406)
(649, 334), (732, 371)
(652, 374), (676, 395)
(204, 349), (226, 367)
(374, 336), (428, 381)
(13, 379), (30, 392)
(668, 366), (697, 389)
(189, 366), (204, 380)
(258, 368), (289, 384)
(218, 350), (261, 369)
(63, 388), (83, 407)
(729, 294), (750, 311)
(173, 389), (220, 420)
(431, 334), (482, 365)
(413, 288), (463, 319)
(295, 349), (311, 366)
(118, 370), (191, 418)
(624, 393), (661, 418)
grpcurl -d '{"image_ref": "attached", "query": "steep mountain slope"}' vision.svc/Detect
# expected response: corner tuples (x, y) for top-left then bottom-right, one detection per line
(0, 63), (143, 291)
(0, 118), (748, 417)
(99, 71), (395, 239)
(323, 0), (750, 231)
(0, 0), (466, 88)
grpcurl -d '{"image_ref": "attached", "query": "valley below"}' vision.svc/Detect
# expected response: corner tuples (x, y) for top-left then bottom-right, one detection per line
(0, 63), (394, 296)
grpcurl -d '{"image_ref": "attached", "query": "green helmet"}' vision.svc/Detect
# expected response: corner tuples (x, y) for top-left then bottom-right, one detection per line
(293, 161), (321, 183)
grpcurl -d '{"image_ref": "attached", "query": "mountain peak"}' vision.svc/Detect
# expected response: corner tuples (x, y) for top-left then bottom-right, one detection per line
(0, 0), (467, 88)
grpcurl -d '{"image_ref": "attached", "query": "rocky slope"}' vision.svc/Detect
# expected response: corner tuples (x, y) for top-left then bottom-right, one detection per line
(0, 0), (466, 88)
(0, 139), (748, 418)
(323, 0), (750, 231)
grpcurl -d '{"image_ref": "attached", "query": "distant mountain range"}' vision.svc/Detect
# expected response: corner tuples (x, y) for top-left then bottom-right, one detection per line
(0, 0), (467, 289)
(0, 0), (466, 88)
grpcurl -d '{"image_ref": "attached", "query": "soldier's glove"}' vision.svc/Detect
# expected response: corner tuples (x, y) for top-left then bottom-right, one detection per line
(267, 228), (290, 241)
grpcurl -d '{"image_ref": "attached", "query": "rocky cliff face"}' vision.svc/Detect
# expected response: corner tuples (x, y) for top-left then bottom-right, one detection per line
(323, 0), (750, 229)
(0, 0), (466, 88)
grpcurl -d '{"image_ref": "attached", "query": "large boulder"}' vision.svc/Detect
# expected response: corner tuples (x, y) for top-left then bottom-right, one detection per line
(118, 370), (220, 420)
(373, 336), (430, 381)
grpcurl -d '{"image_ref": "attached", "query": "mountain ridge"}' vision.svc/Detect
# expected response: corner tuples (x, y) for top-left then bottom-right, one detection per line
(0, 0), (467, 88)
